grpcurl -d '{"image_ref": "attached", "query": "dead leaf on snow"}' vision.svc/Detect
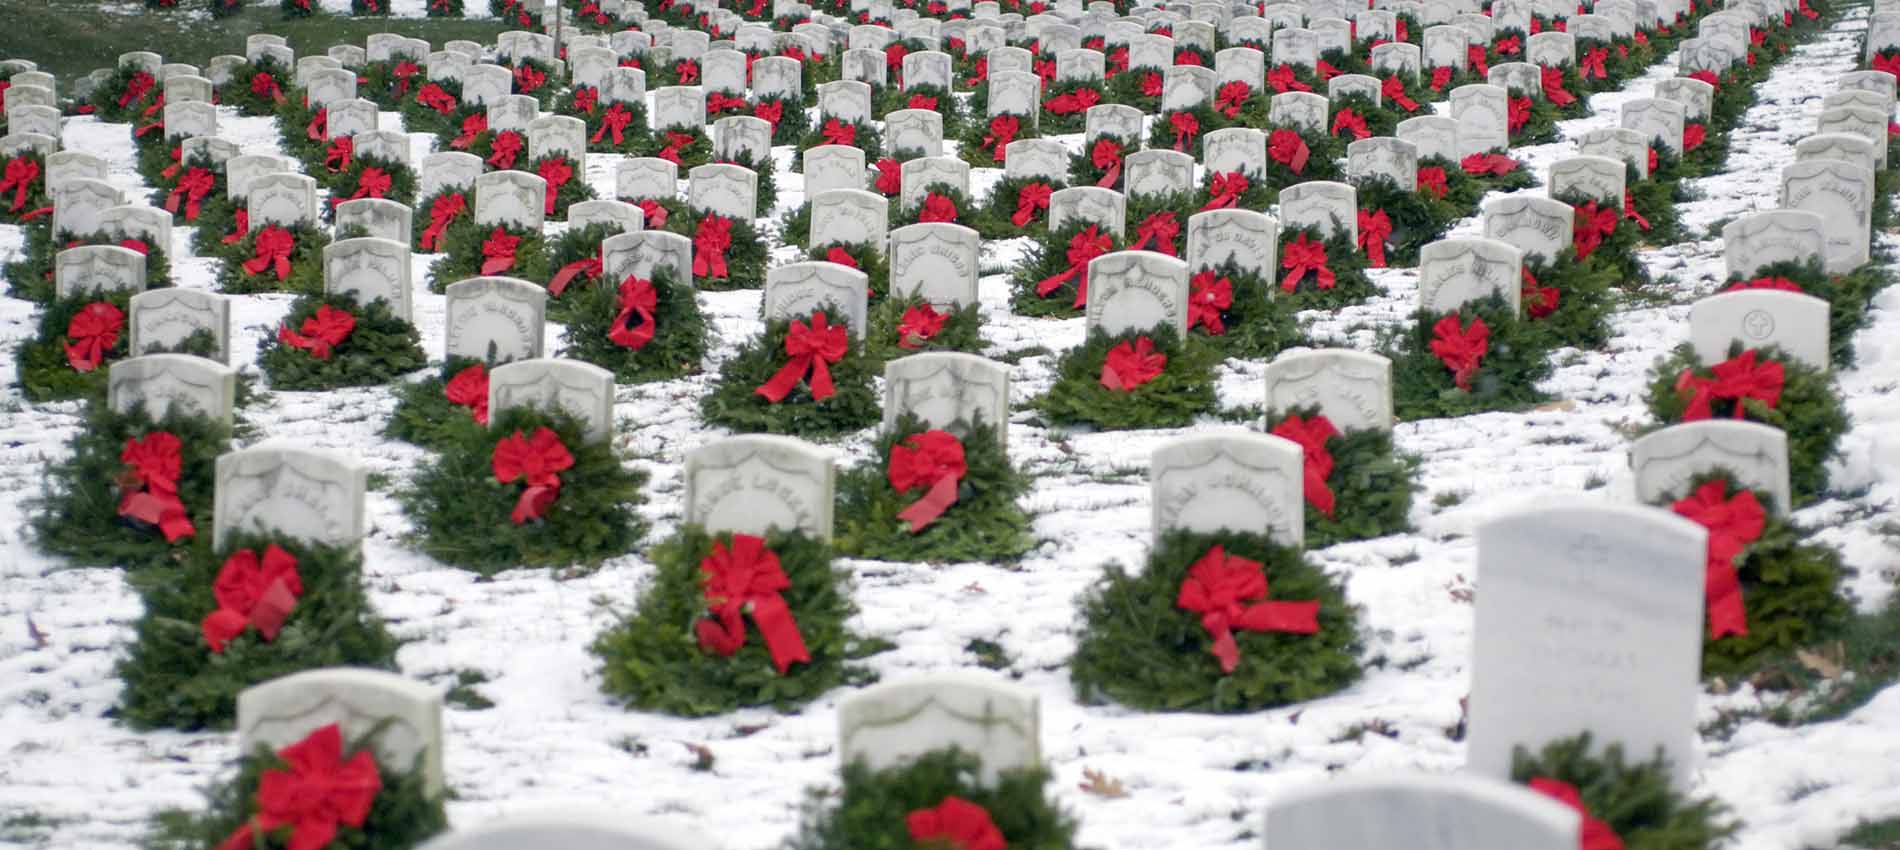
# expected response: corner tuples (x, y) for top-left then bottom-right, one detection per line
(1078, 767), (1128, 798)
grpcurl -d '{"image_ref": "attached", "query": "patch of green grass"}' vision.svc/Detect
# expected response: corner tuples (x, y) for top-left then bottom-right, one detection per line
(1431, 490), (1466, 509)
(1388, 549), (1420, 566)
(0, 811), (61, 842)
(1836, 816), (1900, 850)
(963, 638), (1012, 671)
(0, 2), (510, 80)
(994, 345), (1053, 364)
(443, 669), (494, 711)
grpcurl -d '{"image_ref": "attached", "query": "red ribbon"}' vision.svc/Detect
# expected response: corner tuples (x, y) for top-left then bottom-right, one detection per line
(417, 83), (458, 115)
(707, 91), (748, 115)
(493, 426), (573, 524)
(606, 274), (659, 351)
(1, 157), (40, 212)
(348, 167), (391, 202)
(1727, 276), (1801, 293)
(1188, 269), (1233, 334)
(821, 117), (857, 146)
(897, 302), (947, 348)
(513, 64), (547, 94)
(118, 71), (156, 108)
(676, 59), (700, 84)
(1689, 69), (1720, 90)
(1571, 200), (1617, 261)
(1091, 138), (1124, 187)
(1685, 123), (1707, 152)
(824, 245), (858, 269)
(421, 193), (467, 252)
(444, 363), (489, 424)
(637, 199), (668, 229)
(251, 72), (287, 105)
(1623, 195), (1651, 232)
(1099, 335), (1166, 391)
(242, 226), (296, 281)
(1176, 544), (1320, 673)
(537, 158), (573, 215)
(872, 158), (903, 196)
(1461, 152), (1519, 176)
(1671, 479), (1760, 640)
(450, 113), (487, 149)
(1012, 182), (1052, 226)
(965, 57), (989, 87)
(1580, 47), (1609, 80)
(167, 167), (214, 220)
(572, 86), (599, 117)
(306, 108), (327, 142)
(693, 533), (811, 674)
(657, 131), (698, 165)
(547, 254), (602, 296)
(1106, 48), (1128, 78)
(212, 725), (379, 850)
(1274, 414), (1341, 518)
(278, 305), (355, 360)
(1382, 75), (1419, 112)
(752, 99), (784, 132)
(486, 131), (523, 169)
(1045, 87), (1102, 115)
(1215, 80), (1252, 118)
(1494, 35), (1522, 55)
(982, 115), (1019, 162)
(1430, 314), (1488, 390)
(1417, 166), (1448, 199)
(323, 136), (354, 173)
(1279, 233), (1334, 292)
(1675, 349), (1783, 421)
(1430, 66), (1455, 92)
(1315, 59), (1343, 80)
(1331, 108), (1370, 140)
(1468, 45), (1490, 77)
(1528, 778), (1626, 850)
(1130, 211), (1181, 256)
(391, 61), (420, 98)
(1198, 171), (1249, 211)
(1541, 65), (1577, 107)
(199, 544), (302, 654)
(1523, 267), (1560, 318)
(889, 429), (966, 532)
(222, 209), (249, 245)
(692, 213), (733, 280)
(1169, 111), (1200, 151)
(1140, 70), (1164, 97)
(755, 311), (848, 402)
(61, 300), (123, 373)
(907, 93), (938, 110)
(919, 193), (958, 223)
(907, 797), (1006, 850)
(481, 227), (520, 275)
(1357, 208), (1392, 268)
(1269, 129), (1310, 174)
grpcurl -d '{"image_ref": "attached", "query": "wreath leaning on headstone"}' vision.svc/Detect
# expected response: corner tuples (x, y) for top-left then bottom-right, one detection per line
(557, 266), (711, 383)
(834, 414), (1035, 565)
(861, 296), (985, 366)
(1034, 325), (1222, 431)
(1385, 293), (1556, 421)
(1508, 734), (1738, 850)
(1266, 406), (1421, 547)
(783, 749), (1083, 850)
(699, 308), (883, 437)
(256, 292), (428, 391)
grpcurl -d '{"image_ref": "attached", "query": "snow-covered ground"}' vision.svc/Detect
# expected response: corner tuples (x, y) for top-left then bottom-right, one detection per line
(2, 9), (1899, 850)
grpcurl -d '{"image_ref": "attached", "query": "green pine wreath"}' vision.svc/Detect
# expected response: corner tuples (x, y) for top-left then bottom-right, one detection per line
(525, 153), (598, 221)
(590, 525), (876, 716)
(1516, 249), (1620, 352)
(1386, 295), (1555, 421)
(400, 406), (650, 574)
(0, 150), (49, 226)
(659, 208), (767, 290)
(257, 293), (427, 391)
(401, 80), (473, 141)
(325, 155), (420, 213)
(835, 413), (1034, 563)
(215, 60), (294, 117)
(557, 267), (711, 382)
(880, 82), (964, 134)
(89, 64), (161, 123)
(956, 113), (1031, 170)
(542, 222), (619, 323)
(1147, 105), (1224, 154)
(1186, 262), (1305, 359)
(891, 183), (981, 231)
(273, 97), (329, 171)
(1008, 220), (1125, 319)
(784, 749), (1081, 850)
(807, 242), (891, 302)
(1068, 136), (1135, 192)
(1033, 325), (1221, 430)
(1037, 79), (1105, 135)
(1726, 258), (1886, 369)
(795, 120), (883, 170)
(974, 174), (1065, 239)
(217, 223), (330, 296)
(1258, 126), (1346, 202)
(1354, 174), (1459, 269)
(1509, 734), (1738, 850)
(698, 308), (883, 437)
(1069, 528), (1363, 713)
(1276, 225), (1379, 310)
(383, 358), (490, 452)
(1266, 408), (1419, 547)
(1103, 66), (1161, 112)
(6, 226), (174, 303)
(115, 532), (401, 730)
(1552, 190), (1650, 290)
(409, 186), (473, 254)
(427, 222), (550, 294)
(758, 95), (809, 146)
(17, 289), (136, 402)
(1329, 93), (1399, 139)
(862, 296), (985, 365)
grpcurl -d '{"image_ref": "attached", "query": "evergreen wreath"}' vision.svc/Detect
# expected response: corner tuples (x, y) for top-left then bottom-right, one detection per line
(410, 186), (474, 255)
(1266, 407), (1420, 547)
(144, 726), (448, 850)
(217, 60), (294, 117)
(352, 0), (392, 14)
(209, 0), (244, 15)
(784, 749), (1082, 850)
(1621, 155), (1684, 245)
(427, 222), (550, 294)
(1508, 734), (1739, 850)
(1726, 259), (1885, 369)
(1196, 167), (1274, 214)
(796, 119), (884, 170)
(956, 112), (1033, 170)
(1354, 174), (1459, 269)
(1037, 78), (1105, 135)
(402, 79), (472, 140)
(90, 64), (162, 124)
(1507, 93), (1563, 146)
(557, 267), (712, 382)
(1123, 193), (1196, 254)
(325, 155), (420, 214)
(1259, 125), (1346, 201)
(525, 153), (597, 221)
(1660, 471), (1852, 678)
(28, 401), (231, 570)
(152, 150), (225, 226)
(1148, 104), (1223, 156)
(217, 223), (330, 296)
(561, 87), (652, 155)
(1275, 225), (1378, 311)
(1553, 190), (1650, 290)
(1104, 65), (1162, 112)
(1069, 528), (1363, 713)
(977, 174), (1065, 239)
(257, 292), (428, 391)
(1516, 248), (1620, 352)
(757, 95), (810, 146)
(1185, 262), (1305, 359)
(400, 406), (649, 574)
(359, 60), (430, 112)
(1385, 294), (1555, 421)
(1069, 135), (1136, 192)
(114, 532), (402, 730)
(273, 97), (329, 170)
(650, 125), (715, 170)
(188, 192), (246, 257)
(541, 222), (619, 323)
(862, 296), (985, 365)
(506, 58), (564, 109)
(660, 208), (767, 290)
(1033, 325), (1221, 430)
(280, 0), (316, 16)
(891, 183), (981, 231)
(7, 227), (175, 303)
(806, 242), (891, 302)
(1328, 93), (1398, 140)
(699, 308), (883, 437)
(1457, 150), (1538, 196)
(719, 150), (779, 212)
(1642, 343), (1847, 506)
(383, 357), (492, 452)
(1432, 153), (1506, 210)
(0, 150), (49, 226)
(835, 413), (1034, 563)
(17, 289), (135, 402)
(1008, 220), (1125, 319)
(881, 83), (964, 134)
(1539, 64), (1593, 121)
(133, 132), (184, 188)
(590, 525), (874, 716)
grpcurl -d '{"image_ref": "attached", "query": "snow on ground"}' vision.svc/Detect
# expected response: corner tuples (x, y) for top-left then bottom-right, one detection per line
(1, 8), (1899, 849)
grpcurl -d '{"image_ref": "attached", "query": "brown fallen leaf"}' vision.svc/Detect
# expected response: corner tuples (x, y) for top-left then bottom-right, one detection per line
(1533, 399), (1578, 412)
(26, 615), (47, 649)
(680, 741), (715, 772)
(1078, 767), (1128, 798)
(1795, 642), (1846, 679)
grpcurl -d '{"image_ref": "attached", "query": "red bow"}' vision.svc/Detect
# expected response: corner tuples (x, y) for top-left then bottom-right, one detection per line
(1279, 233), (1334, 292)
(1215, 81), (1252, 118)
(118, 71), (156, 108)
(1541, 65), (1577, 107)
(753, 99), (784, 131)
(1675, 349), (1783, 421)
(417, 83), (458, 115)
(486, 131), (523, 169)
(982, 115), (1019, 162)
(903, 92), (938, 110)
(323, 136), (354, 174)
(1330, 108), (1370, 140)
(1176, 544), (1320, 673)
(1315, 59), (1342, 80)
(1523, 267), (1559, 318)
(676, 59), (700, 84)
(391, 61), (421, 98)
(1430, 66), (1455, 92)
(1801, 0), (1819, 18)
(212, 725), (379, 850)
(450, 113), (487, 149)
(1045, 87), (1101, 115)
(1140, 70), (1164, 97)
(1580, 47), (1609, 80)
(1623, 194), (1651, 232)
(1099, 336), (1166, 391)
(1106, 47), (1128, 77)
(1528, 779), (1625, 850)
(199, 544), (302, 654)
(694, 533), (811, 673)
(1382, 75), (1419, 112)
(547, 254), (602, 297)
(1131, 211), (1181, 256)
(420, 193), (467, 252)
(347, 167), (391, 202)
(1269, 129), (1310, 174)
(251, 72), (287, 105)
(243, 226), (296, 281)
(1430, 314), (1488, 390)
(1689, 69), (1720, 89)
(1188, 269), (1233, 334)
(636, 199), (668, 230)
(1174, 49), (1204, 66)
(537, 158), (573, 216)
(908, 797), (1006, 850)
(223, 209), (250, 245)
(1091, 138), (1124, 187)
(608, 274), (659, 351)
(692, 213), (733, 280)
(1495, 35), (1522, 55)
(872, 158), (903, 196)
(1417, 166), (1448, 199)
(1012, 182), (1052, 226)
(305, 108), (327, 142)
(1507, 96), (1533, 133)
(919, 193), (958, 223)
(1, 157), (39, 212)
(444, 363), (489, 424)
(278, 305), (355, 360)
(825, 246), (859, 269)
(897, 302), (946, 349)
(1570, 200), (1617, 261)
(885, 42), (909, 74)
(707, 91), (748, 115)
(657, 131), (697, 165)
(493, 426), (574, 524)
(1671, 480), (1761, 640)
(1684, 123), (1707, 151)
(481, 227), (520, 275)
(821, 117), (857, 146)
(512, 64), (547, 94)
(1468, 45), (1490, 77)
(756, 311), (848, 402)
(1357, 209), (1393, 268)
(889, 429), (966, 532)
(1273, 414), (1340, 518)
(1727, 277), (1801, 293)
(116, 431), (195, 543)
(1202, 171), (1249, 210)
(1165, 111), (1201, 153)
(166, 167), (215, 220)
(1462, 152), (1519, 176)
(592, 103), (634, 145)
(966, 57), (989, 87)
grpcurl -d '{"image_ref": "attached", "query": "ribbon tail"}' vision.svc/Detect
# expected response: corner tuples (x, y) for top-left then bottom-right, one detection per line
(1242, 600), (1322, 634)
(746, 593), (811, 674)
(1096, 161), (1121, 188)
(547, 260), (592, 295)
(1035, 265), (1077, 298)
(481, 254), (517, 276)
(249, 577), (298, 640)
(1205, 620), (1240, 673)
(754, 355), (810, 403)
(896, 474), (959, 533)
(1706, 559), (1748, 639)
(1303, 465), (1336, 519)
